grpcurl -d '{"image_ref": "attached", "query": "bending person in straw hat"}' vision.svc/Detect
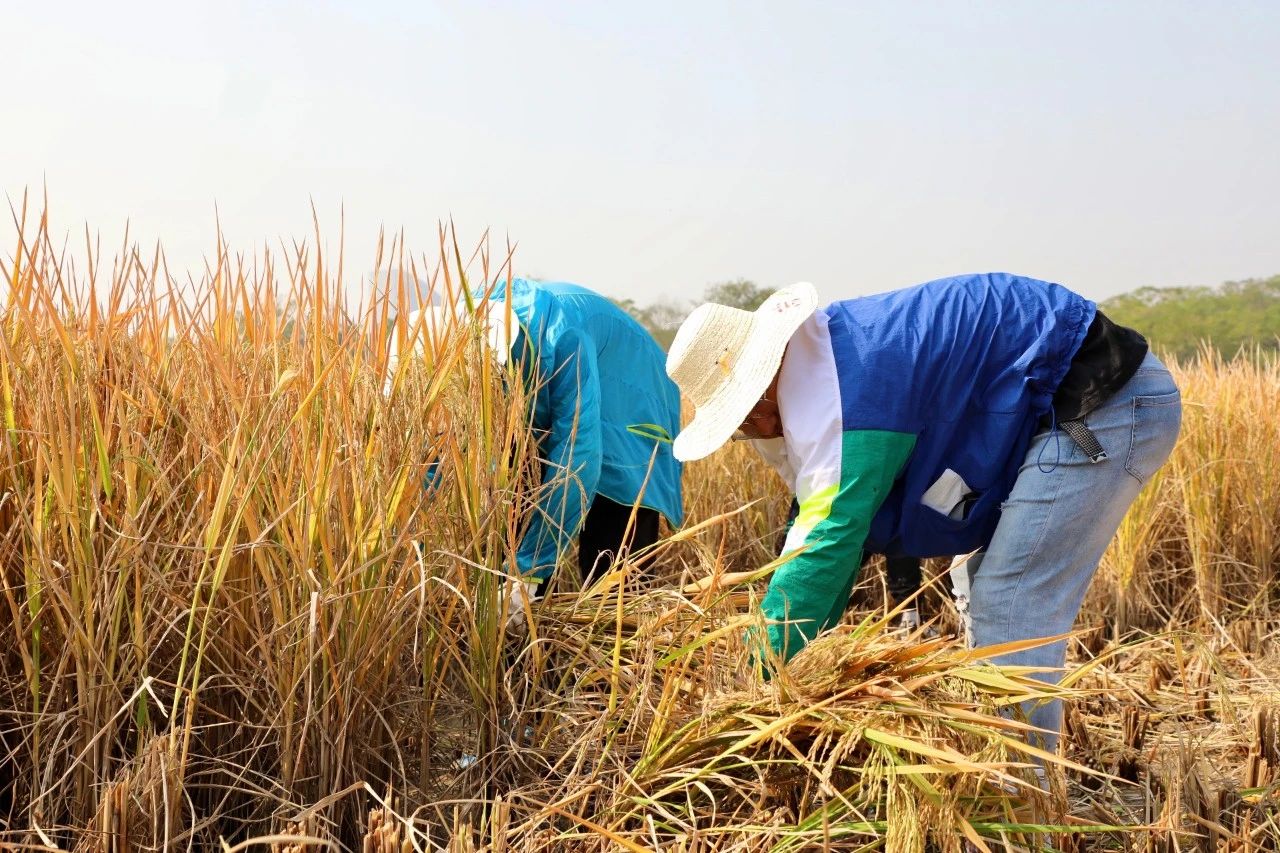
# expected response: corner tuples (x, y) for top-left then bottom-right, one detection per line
(666, 273), (1181, 752)
(396, 279), (684, 618)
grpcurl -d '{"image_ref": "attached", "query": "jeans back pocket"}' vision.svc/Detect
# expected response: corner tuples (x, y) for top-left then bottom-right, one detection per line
(1125, 390), (1182, 484)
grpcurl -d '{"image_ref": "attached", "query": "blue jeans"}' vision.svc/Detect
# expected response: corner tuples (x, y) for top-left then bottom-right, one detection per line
(949, 351), (1182, 753)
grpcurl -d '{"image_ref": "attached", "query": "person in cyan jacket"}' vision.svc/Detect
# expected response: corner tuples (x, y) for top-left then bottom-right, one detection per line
(399, 279), (684, 609)
(665, 273), (1181, 752)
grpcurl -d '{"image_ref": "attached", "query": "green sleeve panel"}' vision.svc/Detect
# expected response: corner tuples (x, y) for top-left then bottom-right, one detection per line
(762, 429), (916, 661)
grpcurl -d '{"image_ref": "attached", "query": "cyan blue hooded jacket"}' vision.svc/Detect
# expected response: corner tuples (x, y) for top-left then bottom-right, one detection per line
(484, 279), (684, 579)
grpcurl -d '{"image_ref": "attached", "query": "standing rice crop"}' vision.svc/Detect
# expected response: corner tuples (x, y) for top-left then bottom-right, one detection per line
(2, 200), (1278, 850)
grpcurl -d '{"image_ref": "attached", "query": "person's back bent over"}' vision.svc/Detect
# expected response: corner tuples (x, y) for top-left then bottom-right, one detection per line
(483, 280), (684, 591)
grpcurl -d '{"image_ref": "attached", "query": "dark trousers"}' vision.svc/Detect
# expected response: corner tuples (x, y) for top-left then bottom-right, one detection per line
(578, 497), (660, 586)
(884, 554), (922, 606)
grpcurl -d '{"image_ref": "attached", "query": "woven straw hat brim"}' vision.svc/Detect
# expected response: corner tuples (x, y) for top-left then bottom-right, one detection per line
(671, 283), (818, 462)
(410, 305), (512, 361)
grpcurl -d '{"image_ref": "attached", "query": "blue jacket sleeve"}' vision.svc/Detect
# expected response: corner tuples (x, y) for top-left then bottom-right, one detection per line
(515, 326), (603, 579)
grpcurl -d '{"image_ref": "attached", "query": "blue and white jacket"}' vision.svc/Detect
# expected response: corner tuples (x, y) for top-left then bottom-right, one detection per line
(755, 273), (1095, 658)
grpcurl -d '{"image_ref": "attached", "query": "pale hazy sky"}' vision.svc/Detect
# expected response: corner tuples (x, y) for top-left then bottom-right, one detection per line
(4, 1), (1279, 307)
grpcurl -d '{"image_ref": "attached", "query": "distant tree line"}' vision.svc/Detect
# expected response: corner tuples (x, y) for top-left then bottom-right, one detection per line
(614, 278), (771, 350)
(1101, 274), (1280, 361)
(616, 274), (1280, 361)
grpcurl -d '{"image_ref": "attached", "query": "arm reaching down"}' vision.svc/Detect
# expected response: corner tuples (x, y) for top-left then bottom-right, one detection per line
(516, 327), (604, 579)
(763, 429), (915, 660)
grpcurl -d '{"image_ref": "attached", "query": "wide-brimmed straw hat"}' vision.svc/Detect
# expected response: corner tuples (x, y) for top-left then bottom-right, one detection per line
(666, 282), (819, 462)
(396, 304), (513, 365)
(385, 303), (515, 399)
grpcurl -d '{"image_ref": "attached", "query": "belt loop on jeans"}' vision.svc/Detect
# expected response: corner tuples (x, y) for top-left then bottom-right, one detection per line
(1059, 418), (1107, 463)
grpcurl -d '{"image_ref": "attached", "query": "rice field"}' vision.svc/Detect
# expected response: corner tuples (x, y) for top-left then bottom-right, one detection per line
(1, 207), (1278, 851)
